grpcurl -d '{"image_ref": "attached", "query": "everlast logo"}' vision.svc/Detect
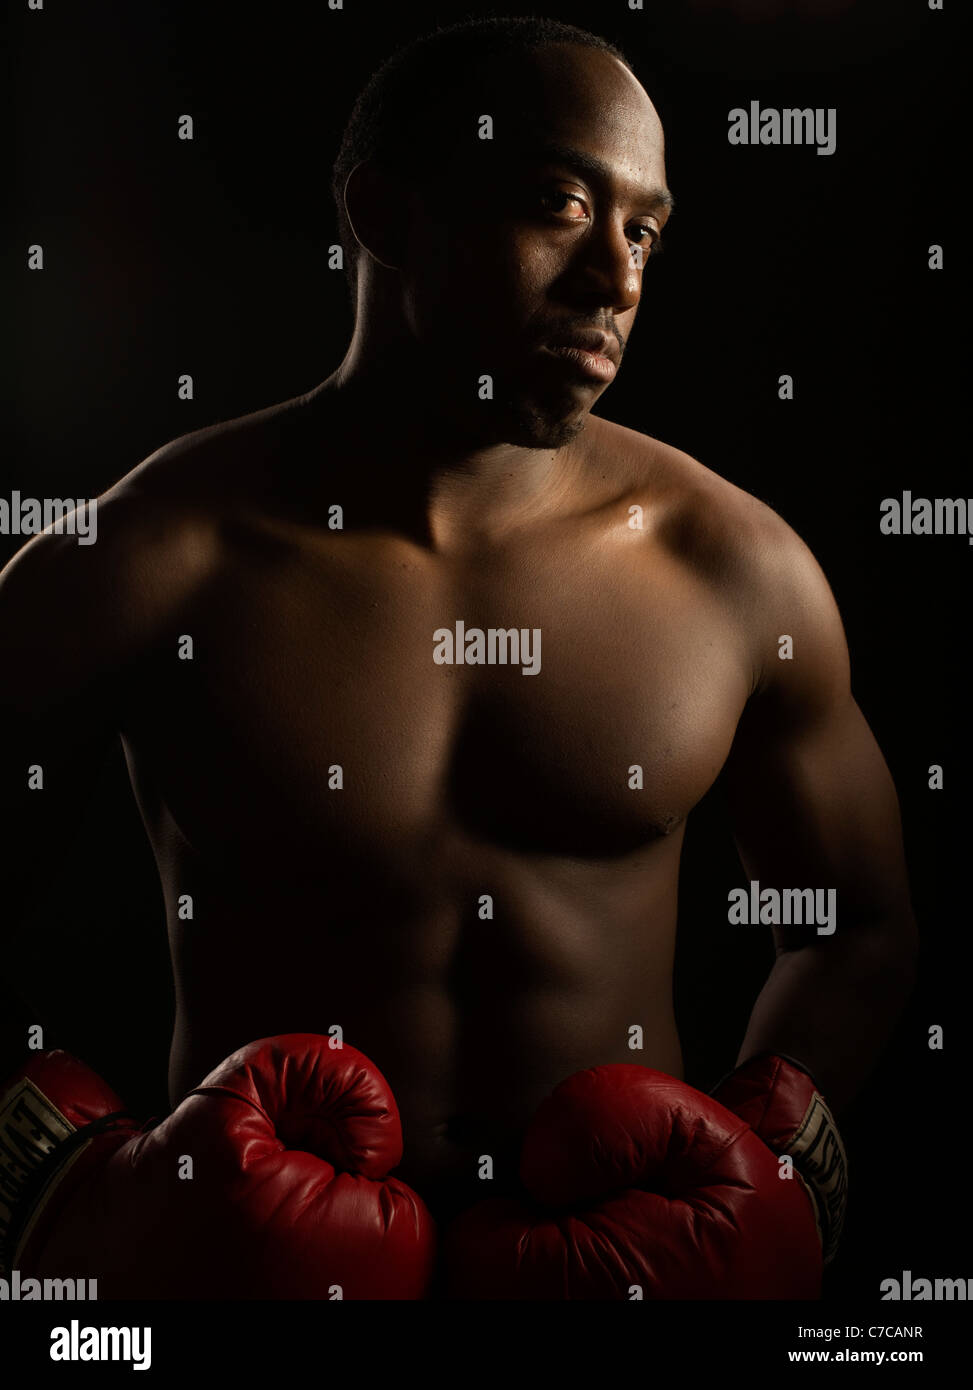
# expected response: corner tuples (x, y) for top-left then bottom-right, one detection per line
(791, 1093), (849, 1265)
(0, 1079), (75, 1275)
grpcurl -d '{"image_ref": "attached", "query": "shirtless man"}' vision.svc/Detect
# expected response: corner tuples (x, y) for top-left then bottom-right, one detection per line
(1, 18), (916, 1290)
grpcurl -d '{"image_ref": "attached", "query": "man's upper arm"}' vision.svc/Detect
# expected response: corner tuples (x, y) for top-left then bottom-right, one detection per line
(0, 523), (128, 905)
(723, 513), (917, 959)
(0, 468), (222, 903)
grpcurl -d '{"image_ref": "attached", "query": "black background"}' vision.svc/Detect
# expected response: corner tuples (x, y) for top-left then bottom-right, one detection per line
(6, 0), (964, 1301)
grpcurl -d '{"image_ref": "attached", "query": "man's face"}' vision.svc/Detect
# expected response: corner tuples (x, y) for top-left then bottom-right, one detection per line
(399, 44), (672, 448)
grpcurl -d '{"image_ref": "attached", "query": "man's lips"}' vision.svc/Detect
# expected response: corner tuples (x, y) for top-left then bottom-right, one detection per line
(541, 344), (618, 383)
(540, 329), (620, 383)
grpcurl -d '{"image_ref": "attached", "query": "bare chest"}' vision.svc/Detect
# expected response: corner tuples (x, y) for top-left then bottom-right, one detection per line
(126, 531), (751, 866)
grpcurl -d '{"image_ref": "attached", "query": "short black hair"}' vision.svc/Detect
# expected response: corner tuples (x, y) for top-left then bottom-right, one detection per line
(331, 15), (633, 298)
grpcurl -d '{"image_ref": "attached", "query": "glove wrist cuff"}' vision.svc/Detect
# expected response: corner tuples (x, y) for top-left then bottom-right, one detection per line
(711, 1052), (848, 1265)
(0, 1065), (134, 1276)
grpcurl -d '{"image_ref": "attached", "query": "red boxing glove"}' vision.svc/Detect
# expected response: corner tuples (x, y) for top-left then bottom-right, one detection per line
(710, 1051), (848, 1266)
(442, 1065), (822, 1299)
(0, 1034), (436, 1299)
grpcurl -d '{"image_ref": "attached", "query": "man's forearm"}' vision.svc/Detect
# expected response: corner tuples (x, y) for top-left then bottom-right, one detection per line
(732, 919), (918, 1114)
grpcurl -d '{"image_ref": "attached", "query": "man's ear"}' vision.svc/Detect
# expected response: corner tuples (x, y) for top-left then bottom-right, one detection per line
(343, 160), (408, 272)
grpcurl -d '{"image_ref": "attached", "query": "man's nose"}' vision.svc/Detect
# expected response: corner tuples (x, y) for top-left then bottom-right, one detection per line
(568, 223), (642, 314)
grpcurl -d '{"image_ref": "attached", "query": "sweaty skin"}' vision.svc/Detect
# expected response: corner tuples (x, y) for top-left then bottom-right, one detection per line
(1, 43), (915, 1220)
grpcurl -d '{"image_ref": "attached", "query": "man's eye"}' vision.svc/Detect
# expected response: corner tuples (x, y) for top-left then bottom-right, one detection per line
(537, 194), (662, 256)
(629, 224), (661, 254)
(539, 190), (588, 221)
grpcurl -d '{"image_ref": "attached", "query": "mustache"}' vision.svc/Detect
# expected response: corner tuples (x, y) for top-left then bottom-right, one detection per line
(531, 319), (626, 359)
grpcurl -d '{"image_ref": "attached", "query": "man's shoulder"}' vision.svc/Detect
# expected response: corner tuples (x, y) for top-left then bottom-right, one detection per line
(0, 393), (316, 709)
(590, 417), (848, 692)
(81, 391), (310, 558)
(0, 393), (307, 643)
(590, 415), (813, 587)
(115, 389), (311, 508)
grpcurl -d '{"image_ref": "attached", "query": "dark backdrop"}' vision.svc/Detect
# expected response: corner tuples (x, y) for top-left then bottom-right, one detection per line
(6, 0), (963, 1299)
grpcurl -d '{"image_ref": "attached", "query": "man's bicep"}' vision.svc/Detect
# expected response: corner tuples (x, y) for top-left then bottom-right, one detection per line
(724, 511), (913, 934)
(724, 690), (914, 939)
(0, 533), (120, 905)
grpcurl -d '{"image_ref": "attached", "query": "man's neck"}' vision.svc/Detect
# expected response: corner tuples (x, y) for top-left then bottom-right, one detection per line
(306, 347), (589, 550)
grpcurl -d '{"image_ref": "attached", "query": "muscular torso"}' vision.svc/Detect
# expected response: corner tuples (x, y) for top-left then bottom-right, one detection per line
(115, 396), (755, 1213)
